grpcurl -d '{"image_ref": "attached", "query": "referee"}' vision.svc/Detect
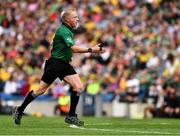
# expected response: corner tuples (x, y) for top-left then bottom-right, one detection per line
(13, 8), (105, 126)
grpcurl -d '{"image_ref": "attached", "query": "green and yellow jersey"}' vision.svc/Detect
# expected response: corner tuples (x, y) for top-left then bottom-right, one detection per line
(51, 23), (75, 62)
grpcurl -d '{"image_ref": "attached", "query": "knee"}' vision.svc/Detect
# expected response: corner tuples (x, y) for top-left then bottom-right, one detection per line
(34, 89), (46, 96)
(73, 83), (84, 92)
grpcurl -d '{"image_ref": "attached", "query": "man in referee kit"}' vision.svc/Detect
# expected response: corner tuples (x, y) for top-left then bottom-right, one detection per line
(13, 8), (105, 127)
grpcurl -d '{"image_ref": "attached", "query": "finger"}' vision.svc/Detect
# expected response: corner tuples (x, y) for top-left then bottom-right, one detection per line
(102, 49), (106, 53)
(98, 43), (103, 51)
(100, 49), (105, 53)
(101, 50), (106, 53)
(92, 43), (101, 47)
(97, 43), (101, 47)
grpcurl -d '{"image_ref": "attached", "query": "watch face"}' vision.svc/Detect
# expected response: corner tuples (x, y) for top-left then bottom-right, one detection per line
(88, 48), (92, 52)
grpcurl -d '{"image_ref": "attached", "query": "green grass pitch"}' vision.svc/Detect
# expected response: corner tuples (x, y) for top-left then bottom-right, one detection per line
(0, 115), (180, 135)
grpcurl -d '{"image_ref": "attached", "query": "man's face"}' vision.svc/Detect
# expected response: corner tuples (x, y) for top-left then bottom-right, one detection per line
(66, 11), (79, 29)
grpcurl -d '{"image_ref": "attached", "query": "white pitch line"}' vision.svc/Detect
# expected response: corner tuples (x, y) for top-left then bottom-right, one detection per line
(70, 125), (180, 135)
(107, 122), (180, 125)
(84, 122), (180, 126)
(85, 123), (113, 126)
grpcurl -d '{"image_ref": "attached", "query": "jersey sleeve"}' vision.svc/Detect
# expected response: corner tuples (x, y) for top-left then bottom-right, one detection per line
(61, 33), (75, 47)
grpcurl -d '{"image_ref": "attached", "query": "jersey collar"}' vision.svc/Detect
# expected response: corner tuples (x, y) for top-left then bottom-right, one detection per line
(62, 22), (74, 33)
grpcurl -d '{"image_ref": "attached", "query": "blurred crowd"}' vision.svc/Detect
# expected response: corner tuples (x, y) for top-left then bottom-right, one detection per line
(0, 0), (180, 118)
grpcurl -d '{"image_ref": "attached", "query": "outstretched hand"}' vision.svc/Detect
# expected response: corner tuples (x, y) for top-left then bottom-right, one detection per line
(92, 43), (106, 54)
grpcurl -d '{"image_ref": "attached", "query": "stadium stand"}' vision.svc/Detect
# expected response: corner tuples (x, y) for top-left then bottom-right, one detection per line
(0, 0), (179, 118)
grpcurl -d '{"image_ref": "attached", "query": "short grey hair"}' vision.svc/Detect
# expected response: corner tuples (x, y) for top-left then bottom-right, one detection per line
(60, 8), (77, 23)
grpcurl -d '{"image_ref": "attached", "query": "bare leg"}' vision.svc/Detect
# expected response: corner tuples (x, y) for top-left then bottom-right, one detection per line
(33, 81), (51, 96)
(18, 80), (51, 113)
(13, 80), (51, 125)
(63, 74), (84, 92)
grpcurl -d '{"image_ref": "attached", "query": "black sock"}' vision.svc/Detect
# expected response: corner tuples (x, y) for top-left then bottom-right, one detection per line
(18, 90), (37, 113)
(69, 89), (80, 117)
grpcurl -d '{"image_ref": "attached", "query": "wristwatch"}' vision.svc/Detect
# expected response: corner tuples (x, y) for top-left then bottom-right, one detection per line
(88, 48), (93, 53)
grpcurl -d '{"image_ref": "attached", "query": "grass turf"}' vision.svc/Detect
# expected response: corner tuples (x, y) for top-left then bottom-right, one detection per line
(0, 115), (180, 135)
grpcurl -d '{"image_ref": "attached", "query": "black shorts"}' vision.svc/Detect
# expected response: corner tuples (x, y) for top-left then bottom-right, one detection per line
(41, 57), (77, 84)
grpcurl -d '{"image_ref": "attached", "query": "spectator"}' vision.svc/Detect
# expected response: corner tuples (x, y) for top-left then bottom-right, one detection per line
(0, 0), (179, 118)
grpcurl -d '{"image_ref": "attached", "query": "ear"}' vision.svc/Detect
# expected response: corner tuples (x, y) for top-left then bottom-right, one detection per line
(65, 16), (70, 22)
